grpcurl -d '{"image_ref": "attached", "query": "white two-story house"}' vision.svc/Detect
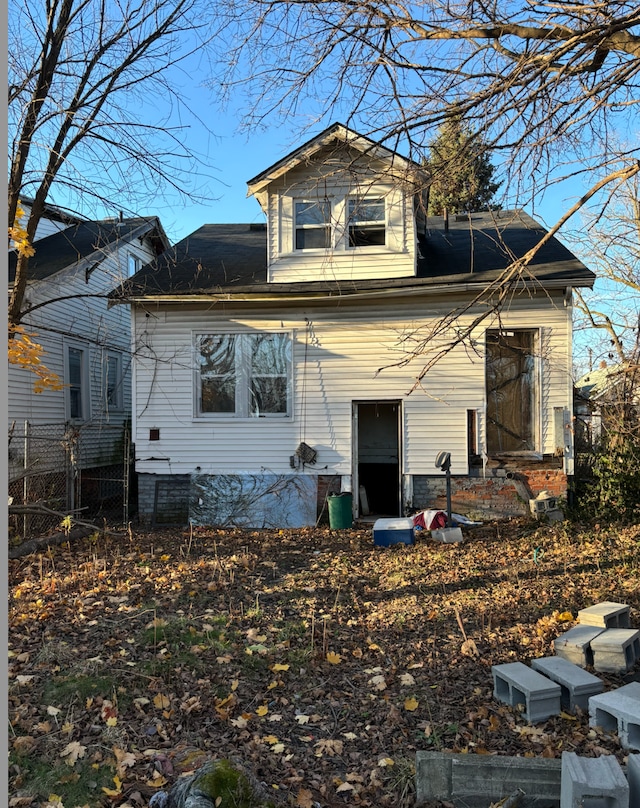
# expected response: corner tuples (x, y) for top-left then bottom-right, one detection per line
(112, 123), (595, 527)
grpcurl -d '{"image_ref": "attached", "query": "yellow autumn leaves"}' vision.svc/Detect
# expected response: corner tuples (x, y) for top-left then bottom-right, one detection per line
(9, 202), (35, 259)
(8, 325), (64, 393)
(9, 201), (64, 392)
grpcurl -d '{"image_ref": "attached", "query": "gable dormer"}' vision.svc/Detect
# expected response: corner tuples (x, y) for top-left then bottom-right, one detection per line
(247, 124), (425, 283)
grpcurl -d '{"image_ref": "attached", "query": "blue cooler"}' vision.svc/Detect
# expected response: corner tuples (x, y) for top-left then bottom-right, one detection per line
(373, 517), (415, 547)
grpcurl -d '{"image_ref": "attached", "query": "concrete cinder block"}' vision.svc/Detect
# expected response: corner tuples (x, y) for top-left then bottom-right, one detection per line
(590, 629), (640, 674)
(578, 601), (631, 629)
(415, 750), (562, 807)
(627, 755), (640, 808)
(589, 682), (640, 751)
(560, 752), (628, 808)
(554, 625), (606, 668)
(531, 656), (603, 712)
(431, 527), (464, 543)
(493, 661), (562, 723)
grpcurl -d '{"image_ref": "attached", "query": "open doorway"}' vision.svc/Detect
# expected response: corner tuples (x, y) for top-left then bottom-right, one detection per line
(353, 400), (401, 517)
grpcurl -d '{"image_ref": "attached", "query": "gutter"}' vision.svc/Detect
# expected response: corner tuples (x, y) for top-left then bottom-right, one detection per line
(111, 277), (592, 307)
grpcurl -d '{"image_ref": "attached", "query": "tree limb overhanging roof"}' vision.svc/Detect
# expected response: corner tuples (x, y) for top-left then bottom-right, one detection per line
(110, 210), (595, 304)
(8, 217), (169, 284)
(246, 121), (425, 200)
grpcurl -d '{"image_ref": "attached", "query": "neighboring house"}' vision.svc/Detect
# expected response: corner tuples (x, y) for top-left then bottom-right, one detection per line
(112, 123), (596, 527)
(574, 362), (637, 449)
(9, 205), (168, 513)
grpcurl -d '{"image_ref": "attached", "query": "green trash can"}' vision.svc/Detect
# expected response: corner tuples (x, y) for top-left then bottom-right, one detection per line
(328, 492), (353, 529)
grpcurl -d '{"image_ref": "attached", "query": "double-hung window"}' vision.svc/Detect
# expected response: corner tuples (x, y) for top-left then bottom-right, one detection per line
(66, 345), (89, 421)
(295, 200), (331, 250)
(486, 330), (537, 453)
(197, 332), (291, 417)
(347, 197), (385, 247)
(105, 352), (123, 411)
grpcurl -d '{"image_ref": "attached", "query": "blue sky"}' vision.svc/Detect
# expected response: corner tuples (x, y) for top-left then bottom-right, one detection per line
(130, 61), (593, 251)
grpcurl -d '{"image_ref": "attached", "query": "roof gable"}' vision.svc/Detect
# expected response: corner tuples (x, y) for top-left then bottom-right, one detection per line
(246, 122), (424, 207)
(8, 217), (168, 284)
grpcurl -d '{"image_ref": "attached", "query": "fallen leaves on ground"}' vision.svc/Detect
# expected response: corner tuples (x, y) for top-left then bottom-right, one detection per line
(8, 519), (640, 807)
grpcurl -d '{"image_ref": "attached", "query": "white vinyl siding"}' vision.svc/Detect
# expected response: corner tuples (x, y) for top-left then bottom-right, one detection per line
(264, 145), (416, 282)
(131, 291), (572, 477)
(8, 232), (155, 469)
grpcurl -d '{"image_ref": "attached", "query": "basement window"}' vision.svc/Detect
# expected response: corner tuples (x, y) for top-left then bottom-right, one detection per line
(196, 332), (292, 418)
(486, 330), (537, 453)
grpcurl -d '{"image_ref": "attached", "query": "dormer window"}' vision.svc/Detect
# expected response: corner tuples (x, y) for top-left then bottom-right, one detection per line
(295, 200), (331, 250)
(348, 198), (385, 247)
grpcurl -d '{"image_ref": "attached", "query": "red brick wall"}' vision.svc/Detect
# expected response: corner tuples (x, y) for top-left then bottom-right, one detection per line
(413, 470), (567, 519)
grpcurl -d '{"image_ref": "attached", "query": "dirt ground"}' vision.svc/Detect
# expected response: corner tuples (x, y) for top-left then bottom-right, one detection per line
(8, 518), (640, 808)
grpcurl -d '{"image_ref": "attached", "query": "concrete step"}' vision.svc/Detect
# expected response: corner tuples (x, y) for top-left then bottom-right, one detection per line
(589, 681), (640, 751)
(492, 661), (561, 723)
(578, 601), (631, 629)
(531, 656), (603, 712)
(590, 628), (640, 674)
(560, 751), (628, 808)
(554, 625), (606, 668)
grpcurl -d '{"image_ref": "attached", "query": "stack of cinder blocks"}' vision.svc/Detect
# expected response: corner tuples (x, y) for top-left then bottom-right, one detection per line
(554, 601), (640, 674)
(491, 601), (640, 755)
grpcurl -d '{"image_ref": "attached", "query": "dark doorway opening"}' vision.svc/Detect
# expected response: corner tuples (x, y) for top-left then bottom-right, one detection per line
(354, 401), (401, 517)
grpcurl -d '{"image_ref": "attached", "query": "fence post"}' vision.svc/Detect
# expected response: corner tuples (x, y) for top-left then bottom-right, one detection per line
(123, 425), (131, 526)
(23, 420), (29, 539)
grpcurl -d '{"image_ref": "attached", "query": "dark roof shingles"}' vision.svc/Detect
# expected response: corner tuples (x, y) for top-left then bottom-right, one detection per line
(116, 210), (594, 299)
(8, 218), (160, 283)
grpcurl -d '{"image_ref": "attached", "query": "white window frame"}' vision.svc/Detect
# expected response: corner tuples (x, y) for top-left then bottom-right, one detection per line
(128, 252), (142, 276)
(195, 331), (293, 419)
(294, 199), (332, 251)
(347, 196), (386, 248)
(64, 342), (90, 422)
(485, 328), (540, 455)
(104, 351), (124, 412)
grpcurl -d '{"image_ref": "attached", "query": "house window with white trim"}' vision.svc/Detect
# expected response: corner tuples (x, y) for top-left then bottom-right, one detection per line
(486, 329), (537, 453)
(128, 253), (142, 276)
(105, 352), (123, 410)
(295, 200), (331, 250)
(197, 332), (292, 417)
(66, 345), (89, 421)
(347, 197), (385, 247)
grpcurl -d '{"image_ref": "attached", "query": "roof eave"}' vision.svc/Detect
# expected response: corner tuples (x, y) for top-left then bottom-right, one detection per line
(114, 275), (593, 306)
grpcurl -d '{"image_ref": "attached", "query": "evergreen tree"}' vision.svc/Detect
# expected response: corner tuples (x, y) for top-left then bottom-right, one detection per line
(425, 119), (501, 215)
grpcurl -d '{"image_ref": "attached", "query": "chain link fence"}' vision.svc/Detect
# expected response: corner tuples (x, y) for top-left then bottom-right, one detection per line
(8, 420), (132, 541)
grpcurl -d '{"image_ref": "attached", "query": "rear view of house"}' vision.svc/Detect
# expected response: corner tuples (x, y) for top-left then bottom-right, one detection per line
(9, 204), (168, 531)
(112, 123), (596, 527)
